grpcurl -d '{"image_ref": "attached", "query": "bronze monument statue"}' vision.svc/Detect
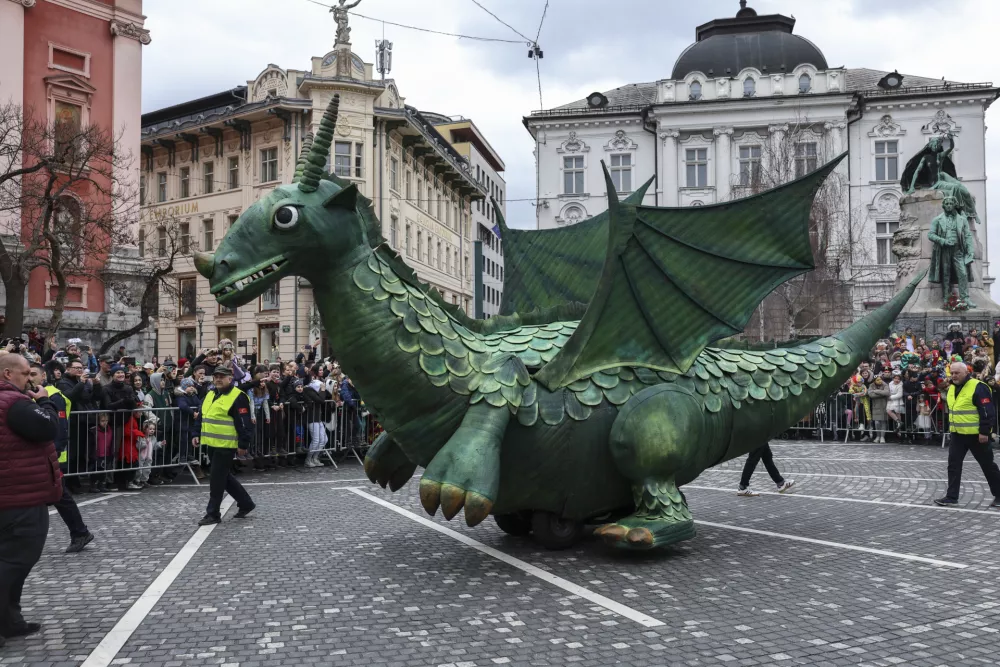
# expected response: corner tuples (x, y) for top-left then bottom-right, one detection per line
(901, 133), (978, 222)
(927, 196), (975, 308)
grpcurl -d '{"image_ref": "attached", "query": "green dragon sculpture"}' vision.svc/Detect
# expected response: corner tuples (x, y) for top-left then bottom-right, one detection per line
(195, 94), (921, 551)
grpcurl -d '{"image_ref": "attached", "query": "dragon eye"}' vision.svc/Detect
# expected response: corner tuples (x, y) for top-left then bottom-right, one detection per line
(274, 205), (299, 230)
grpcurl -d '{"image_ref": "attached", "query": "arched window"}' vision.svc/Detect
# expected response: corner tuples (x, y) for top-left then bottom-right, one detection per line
(689, 80), (702, 100)
(799, 73), (812, 94)
(743, 77), (756, 97)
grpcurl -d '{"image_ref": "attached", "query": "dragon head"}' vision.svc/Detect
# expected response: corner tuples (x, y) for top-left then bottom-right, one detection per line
(194, 94), (368, 307)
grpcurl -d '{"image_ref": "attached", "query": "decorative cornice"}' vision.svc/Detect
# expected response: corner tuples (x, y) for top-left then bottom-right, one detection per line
(7, 0), (36, 7)
(110, 19), (151, 45)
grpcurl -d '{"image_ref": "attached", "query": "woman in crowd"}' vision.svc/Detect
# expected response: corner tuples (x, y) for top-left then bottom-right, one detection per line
(868, 375), (890, 443)
(886, 372), (905, 433)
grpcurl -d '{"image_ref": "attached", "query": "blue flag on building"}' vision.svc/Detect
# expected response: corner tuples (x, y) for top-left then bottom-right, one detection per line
(492, 224), (501, 238)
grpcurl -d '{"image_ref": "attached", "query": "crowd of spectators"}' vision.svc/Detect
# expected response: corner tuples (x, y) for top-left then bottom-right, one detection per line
(795, 323), (1000, 442)
(1, 333), (372, 493)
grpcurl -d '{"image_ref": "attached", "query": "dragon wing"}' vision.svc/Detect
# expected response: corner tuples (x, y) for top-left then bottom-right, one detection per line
(534, 153), (847, 391)
(496, 177), (655, 316)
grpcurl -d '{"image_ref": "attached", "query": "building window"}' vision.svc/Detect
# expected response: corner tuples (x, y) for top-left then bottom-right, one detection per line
(178, 328), (196, 360)
(609, 154), (632, 193)
(738, 145), (762, 187)
(794, 142), (818, 178)
(405, 170), (412, 200)
(334, 141), (353, 177)
(203, 161), (214, 194)
(436, 241), (442, 269)
(355, 142), (363, 178)
(260, 147), (278, 183)
(139, 175), (146, 205)
(390, 156), (399, 192)
(53, 100), (83, 163)
(875, 140), (899, 182)
(138, 228), (145, 257)
(219, 303), (238, 315)
(690, 81), (703, 100)
(178, 277), (197, 317)
(157, 226), (167, 256)
(390, 215), (398, 248)
(799, 73), (812, 94)
(202, 219), (214, 251)
(179, 167), (190, 198)
(227, 214), (238, 231)
(157, 172), (167, 202)
(876, 220), (900, 265)
(427, 187), (433, 215)
(405, 223), (412, 256)
(685, 148), (708, 187)
(228, 157), (239, 189)
(260, 283), (280, 311)
(563, 156), (584, 194)
(416, 178), (423, 208)
(743, 77), (756, 97)
(417, 230), (424, 263)
(179, 222), (190, 254)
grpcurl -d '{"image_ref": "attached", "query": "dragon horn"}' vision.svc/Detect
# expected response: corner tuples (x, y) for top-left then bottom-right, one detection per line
(292, 132), (315, 184)
(299, 93), (340, 193)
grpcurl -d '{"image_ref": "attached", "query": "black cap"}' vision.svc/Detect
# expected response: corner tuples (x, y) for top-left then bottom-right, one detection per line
(212, 366), (233, 377)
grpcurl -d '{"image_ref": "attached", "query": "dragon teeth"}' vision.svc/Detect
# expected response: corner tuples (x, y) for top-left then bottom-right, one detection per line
(271, 264), (279, 271)
(235, 280), (244, 291)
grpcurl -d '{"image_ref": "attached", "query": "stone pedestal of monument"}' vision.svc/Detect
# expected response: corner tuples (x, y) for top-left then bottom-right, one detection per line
(892, 190), (1000, 339)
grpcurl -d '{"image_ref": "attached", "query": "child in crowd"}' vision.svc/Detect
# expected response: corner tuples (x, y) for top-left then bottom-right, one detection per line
(135, 418), (162, 487)
(915, 397), (933, 439)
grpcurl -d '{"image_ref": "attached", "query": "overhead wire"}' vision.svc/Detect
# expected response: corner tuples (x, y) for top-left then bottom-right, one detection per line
(468, 0), (534, 43)
(300, 0), (525, 44)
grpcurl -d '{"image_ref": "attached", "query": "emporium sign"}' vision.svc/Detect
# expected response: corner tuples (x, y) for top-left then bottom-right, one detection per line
(144, 202), (199, 221)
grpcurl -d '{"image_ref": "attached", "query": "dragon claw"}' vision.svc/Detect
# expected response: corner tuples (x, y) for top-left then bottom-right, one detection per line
(419, 478), (441, 516)
(626, 527), (654, 548)
(439, 484), (466, 521)
(463, 492), (493, 527)
(594, 524), (628, 544)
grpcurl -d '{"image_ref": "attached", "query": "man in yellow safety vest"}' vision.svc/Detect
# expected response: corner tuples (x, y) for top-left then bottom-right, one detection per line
(935, 361), (1000, 508)
(196, 366), (256, 525)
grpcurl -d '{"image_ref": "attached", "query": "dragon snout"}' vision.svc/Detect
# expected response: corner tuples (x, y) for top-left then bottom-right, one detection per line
(194, 251), (215, 279)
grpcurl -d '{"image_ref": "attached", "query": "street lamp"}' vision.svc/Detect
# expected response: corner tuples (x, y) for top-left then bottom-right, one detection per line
(196, 307), (205, 347)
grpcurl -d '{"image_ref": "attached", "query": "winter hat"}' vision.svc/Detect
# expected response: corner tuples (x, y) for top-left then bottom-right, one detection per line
(292, 378), (304, 388)
(150, 373), (163, 393)
(110, 364), (125, 374)
(180, 377), (196, 390)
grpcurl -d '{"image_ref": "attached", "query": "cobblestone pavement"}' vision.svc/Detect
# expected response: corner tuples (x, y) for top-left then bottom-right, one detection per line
(5, 440), (999, 667)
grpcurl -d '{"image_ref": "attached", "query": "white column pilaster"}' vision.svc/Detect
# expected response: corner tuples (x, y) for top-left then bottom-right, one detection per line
(768, 123), (789, 179)
(824, 120), (847, 158)
(713, 126), (734, 202)
(659, 129), (680, 206)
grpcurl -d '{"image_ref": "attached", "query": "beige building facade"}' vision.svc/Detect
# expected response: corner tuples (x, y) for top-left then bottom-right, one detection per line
(140, 37), (487, 363)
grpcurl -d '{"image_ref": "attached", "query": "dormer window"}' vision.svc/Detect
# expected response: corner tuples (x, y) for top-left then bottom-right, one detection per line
(798, 73), (812, 94)
(689, 81), (702, 100)
(743, 77), (756, 97)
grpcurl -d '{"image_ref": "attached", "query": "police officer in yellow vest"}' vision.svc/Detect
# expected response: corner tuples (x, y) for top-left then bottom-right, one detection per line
(28, 362), (95, 552)
(196, 366), (256, 525)
(935, 361), (1000, 508)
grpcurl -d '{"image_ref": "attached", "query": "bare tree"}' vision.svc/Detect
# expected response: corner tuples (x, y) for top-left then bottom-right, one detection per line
(99, 221), (187, 355)
(727, 118), (888, 340)
(0, 101), (138, 338)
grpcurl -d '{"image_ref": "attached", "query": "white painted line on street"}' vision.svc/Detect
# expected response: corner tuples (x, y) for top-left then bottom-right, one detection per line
(697, 520), (968, 569)
(346, 488), (665, 628)
(770, 442), (935, 448)
(686, 484), (1000, 516)
(700, 470), (993, 485)
(49, 493), (122, 515)
(766, 458), (944, 463)
(79, 496), (236, 667)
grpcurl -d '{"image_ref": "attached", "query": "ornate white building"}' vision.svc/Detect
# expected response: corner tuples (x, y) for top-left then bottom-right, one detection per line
(524, 2), (999, 330)
(140, 25), (493, 361)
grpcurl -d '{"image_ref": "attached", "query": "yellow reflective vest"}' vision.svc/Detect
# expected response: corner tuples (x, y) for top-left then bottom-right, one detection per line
(200, 386), (245, 449)
(45, 385), (71, 463)
(946, 378), (982, 435)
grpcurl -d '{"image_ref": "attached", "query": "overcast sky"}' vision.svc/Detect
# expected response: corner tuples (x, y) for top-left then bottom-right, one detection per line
(142, 0), (1000, 283)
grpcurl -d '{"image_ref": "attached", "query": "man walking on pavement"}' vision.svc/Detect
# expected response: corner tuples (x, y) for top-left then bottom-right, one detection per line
(0, 354), (62, 647)
(935, 361), (1000, 507)
(736, 442), (796, 497)
(196, 367), (256, 525)
(29, 363), (96, 553)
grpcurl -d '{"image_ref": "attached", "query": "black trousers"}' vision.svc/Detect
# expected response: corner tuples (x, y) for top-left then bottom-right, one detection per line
(946, 433), (1000, 500)
(0, 505), (48, 633)
(740, 444), (785, 489)
(205, 446), (254, 518)
(53, 477), (89, 539)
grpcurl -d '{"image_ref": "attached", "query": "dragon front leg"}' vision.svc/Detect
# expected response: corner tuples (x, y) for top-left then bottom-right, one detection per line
(418, 402), (510, 527)
(364, 432), (418, 492)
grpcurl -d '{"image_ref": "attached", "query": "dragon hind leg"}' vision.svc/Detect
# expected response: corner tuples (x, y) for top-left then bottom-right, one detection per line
(418, 402), (510, 527)
(594, 478), (695, 549)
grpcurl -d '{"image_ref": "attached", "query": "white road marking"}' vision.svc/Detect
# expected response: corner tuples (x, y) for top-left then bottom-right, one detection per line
(763, 458), (943, 463)
(79, 496), (236, 667)
(346, 489), (665, 628)
(769, 441), (938, 448)
(697, 520), (967, 569)
(701, 470), (993, 485)
(50, 493), (122, 515)
(686, 484), (1000, 516)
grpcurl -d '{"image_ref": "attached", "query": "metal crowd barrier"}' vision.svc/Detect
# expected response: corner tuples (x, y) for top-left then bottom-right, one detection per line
(61, 400), (376, 487)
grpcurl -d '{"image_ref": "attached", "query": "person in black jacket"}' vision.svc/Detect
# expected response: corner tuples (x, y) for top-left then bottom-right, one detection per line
(101, 365), (137, 491)
(902, 370), (923, 440)
(57, 358), (101, 491)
